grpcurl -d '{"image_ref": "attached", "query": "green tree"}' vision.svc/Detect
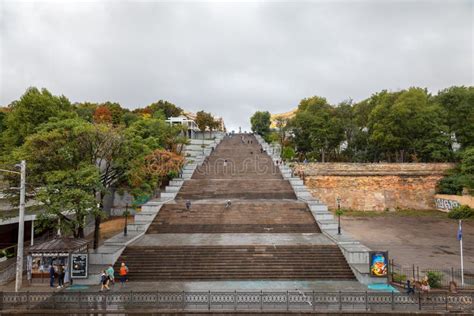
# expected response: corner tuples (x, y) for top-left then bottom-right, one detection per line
(74, 102), (98, 123)
(36, 163), (102, 238)
(12, 118), (125, 248)
(368, 88), (450, 162)
(2, 87), (72, 149)
(147, 100), (183, 118)
(250, 111), (271, 137)
(196, 110), (214, 139)
(290, 97), (344, 162)
(435, 86), (474, 150)
(275, 117), (288, 146)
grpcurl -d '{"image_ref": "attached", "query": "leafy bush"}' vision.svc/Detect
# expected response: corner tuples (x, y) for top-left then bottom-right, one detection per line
(281, 146), (295, 161)
(448, 205), (474, 219)
(426, 271), (443, 288)
(392, 272), (407, 283)
(436, 173), (465, 195)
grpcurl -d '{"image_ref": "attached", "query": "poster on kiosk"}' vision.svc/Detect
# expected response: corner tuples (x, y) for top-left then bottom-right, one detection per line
(369, 251), (389, 278)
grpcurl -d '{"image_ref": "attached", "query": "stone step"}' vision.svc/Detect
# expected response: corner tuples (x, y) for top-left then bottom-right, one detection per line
(292, 185), (309, 192)
(165, 186), (181, 193)
(317, 219), (338, 230)
(312, 212), (334, 221)
(147, 201), (320, 234)
(290, 179), (304, 186)
(169, 180), (184, 186)
(308, 204), (328, 212)
(115, 245), (355, 281)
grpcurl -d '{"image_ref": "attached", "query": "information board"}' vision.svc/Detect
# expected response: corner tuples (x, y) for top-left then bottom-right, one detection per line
(71, 254), (88, 278)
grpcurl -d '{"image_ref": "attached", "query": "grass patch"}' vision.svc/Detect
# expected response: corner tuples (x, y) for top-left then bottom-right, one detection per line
(337, 208), (449, 219)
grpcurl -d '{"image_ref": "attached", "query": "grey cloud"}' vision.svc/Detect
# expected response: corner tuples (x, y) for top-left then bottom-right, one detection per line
(1, 0), (472, 131)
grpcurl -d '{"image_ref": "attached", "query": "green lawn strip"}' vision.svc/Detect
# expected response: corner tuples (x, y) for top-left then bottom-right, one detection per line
(336, 209), (450, 219)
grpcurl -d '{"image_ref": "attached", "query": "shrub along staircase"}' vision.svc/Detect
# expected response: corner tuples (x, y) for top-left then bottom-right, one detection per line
(115, 134), (359, 283)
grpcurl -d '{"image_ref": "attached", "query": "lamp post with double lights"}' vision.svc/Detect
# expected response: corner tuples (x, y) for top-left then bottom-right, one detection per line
(1, 160), (26, 292)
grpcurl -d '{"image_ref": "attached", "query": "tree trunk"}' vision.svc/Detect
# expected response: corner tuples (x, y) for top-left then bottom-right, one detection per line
(78, 226), (84, 239)
(93, 215), (101, 249)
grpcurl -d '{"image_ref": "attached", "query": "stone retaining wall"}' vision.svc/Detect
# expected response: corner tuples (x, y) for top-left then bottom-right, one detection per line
(292, 163), (454, 211)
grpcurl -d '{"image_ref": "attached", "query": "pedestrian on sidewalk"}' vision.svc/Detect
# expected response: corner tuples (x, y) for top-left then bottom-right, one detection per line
(406, 279), (415, 295)
(119, 262), (129, 287)
(100, 270), (110, 291)
(57, 264), (64, 288)
(49, 264), (55, 288)
(225, 200), (232, 208)
(185, 200), (191, 211)
(106, 264), (115, 286)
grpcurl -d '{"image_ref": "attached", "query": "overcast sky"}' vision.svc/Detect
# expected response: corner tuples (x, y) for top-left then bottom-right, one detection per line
(1, 0), (472, 131)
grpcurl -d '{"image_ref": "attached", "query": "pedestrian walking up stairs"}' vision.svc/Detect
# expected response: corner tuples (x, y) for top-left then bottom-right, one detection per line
(255, 134), (378, 285)
(115, 133), (363, 285)
(76, 134), (224, 285)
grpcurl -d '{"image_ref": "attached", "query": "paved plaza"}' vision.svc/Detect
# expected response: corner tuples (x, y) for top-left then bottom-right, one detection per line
(343, 215), (474, 268)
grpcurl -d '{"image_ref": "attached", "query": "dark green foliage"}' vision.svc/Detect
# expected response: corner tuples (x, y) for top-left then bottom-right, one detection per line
(2, 87), (72, 149)
(281, 146), (295, 161)
(437, 148), (474, 195)
(250, 111), (271, 137)
(392, 272), (407, 283)
(286, 86), (471, 163)
(426, 271), (443, 288)
(147, 100), (183, 118)
(435, 86), (474, 150)
(447, 205), (474, 219)
(437, 173), (465, 195)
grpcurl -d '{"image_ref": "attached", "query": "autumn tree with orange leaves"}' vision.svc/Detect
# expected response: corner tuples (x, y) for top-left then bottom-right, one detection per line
(129, 149), (184, 196)
(93, 105), (112, 124)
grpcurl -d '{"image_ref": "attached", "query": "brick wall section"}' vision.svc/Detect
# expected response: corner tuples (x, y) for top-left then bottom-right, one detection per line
(292, 163), (454, 211)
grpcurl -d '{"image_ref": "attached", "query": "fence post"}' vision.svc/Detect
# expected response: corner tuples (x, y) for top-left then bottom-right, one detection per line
(451, 267), (454, 283)
(445, 292), (448, 311)
(390, 259), (393, 282)
(339, 291), (342, 311)
(312, 290), (315, 311)
(391, 291), (394, 310)
(234, 290), (237, 311)
(418, 292), (421, 311)
(412, 264), (415, 280)
(78, 291), (82, 310)
(26, 291), (30, 309)
(182, 290), (185, 309)
(365, 291), (368, 311)
(286, 291), (289, 311)
(0, 291), (3, 311)
(260, 290), (263, 311)
(208, 291), (211, 311)
(417, 266), (420, 280)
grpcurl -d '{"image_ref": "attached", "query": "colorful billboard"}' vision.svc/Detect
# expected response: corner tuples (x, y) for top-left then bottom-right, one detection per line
(369, 251), (388, 277)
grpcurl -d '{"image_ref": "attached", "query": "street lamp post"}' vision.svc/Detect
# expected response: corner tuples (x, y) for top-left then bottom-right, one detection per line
(123, 203), (129, 237)
(336, 197), (342, 235)
(2, 160), (26, 292)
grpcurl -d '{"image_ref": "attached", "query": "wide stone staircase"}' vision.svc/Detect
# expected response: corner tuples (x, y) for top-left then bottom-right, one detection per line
(118, 245), (354, 280)
(146, 201), (320, 233)
(115, 134), (357, 282)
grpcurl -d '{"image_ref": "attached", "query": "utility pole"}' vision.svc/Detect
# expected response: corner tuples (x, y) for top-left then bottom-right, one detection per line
(15, 160), (26, 292)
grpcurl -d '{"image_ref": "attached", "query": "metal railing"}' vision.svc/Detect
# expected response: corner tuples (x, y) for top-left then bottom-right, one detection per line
(391, 261), (474, 289)
(0, 290), (472, 312)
